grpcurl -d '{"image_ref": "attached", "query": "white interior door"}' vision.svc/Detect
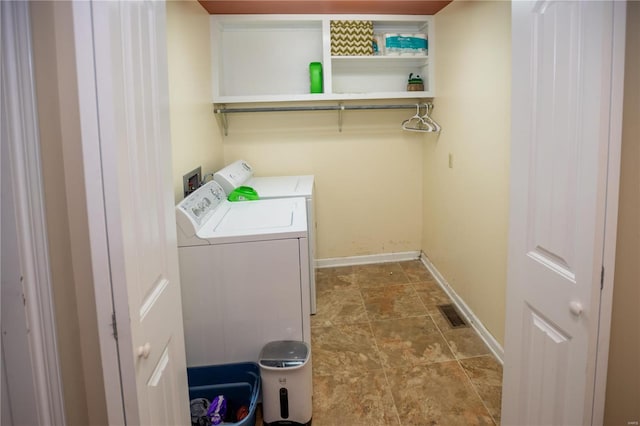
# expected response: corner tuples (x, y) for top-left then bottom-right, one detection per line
(503, 1), (625, 425)
(75, 1), (190, 423)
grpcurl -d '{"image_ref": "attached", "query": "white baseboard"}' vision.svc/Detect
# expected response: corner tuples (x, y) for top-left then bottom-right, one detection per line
(316, 251), (421, 268)
(420, 253), (505, 364)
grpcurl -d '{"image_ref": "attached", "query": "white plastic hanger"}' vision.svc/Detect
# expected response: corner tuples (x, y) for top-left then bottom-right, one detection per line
(401, 104), (434, 132)
(420, 103), (441, 133)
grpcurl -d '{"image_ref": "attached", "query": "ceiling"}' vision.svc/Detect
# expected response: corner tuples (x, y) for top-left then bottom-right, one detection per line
(197, 1), (453, 15)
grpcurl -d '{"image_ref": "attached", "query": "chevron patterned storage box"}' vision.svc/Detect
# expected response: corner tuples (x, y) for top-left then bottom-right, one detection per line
(330, 20), (373, 56)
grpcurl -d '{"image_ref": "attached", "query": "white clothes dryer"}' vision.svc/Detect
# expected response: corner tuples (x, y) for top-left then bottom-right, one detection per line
(213, 160), (317, 313)
(176, 181), (311, 367)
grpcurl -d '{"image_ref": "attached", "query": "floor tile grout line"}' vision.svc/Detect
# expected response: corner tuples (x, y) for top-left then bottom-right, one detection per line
(358, 270), (403, 426)
(457, 357), (499, 425)
(368, 319), (404, 426)
(457, 353), (501, 362)
(356, 273), (375, 326)
(366, 313), (436, 325)
(357, 266), (405, 425)
(355, 261), (412, 289)
(414, 281), (435, 314)
(426, 308), (461, 361)
(358, 282), (414, 291)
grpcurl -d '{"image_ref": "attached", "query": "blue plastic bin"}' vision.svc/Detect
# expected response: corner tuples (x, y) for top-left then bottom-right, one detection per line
(187, 362), (260, 426)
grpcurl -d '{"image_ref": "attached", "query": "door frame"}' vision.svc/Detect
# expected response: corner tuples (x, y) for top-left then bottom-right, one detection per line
(66, 1), (129, 423)
(591, 2), (627, 423)
(1, 2), (66, 424)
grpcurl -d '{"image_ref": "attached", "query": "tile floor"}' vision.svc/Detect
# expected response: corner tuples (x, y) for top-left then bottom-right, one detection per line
(306, 261), (503, 426)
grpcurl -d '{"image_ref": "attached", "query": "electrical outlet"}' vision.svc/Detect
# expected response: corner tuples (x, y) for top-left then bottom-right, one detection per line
(183, 166), (202, 198)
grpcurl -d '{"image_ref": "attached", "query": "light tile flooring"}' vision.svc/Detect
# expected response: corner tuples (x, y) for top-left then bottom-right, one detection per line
(307, 261), (503, 426)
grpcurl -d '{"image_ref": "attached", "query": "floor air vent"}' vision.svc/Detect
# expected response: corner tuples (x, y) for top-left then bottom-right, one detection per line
(437, 304), (468, 328)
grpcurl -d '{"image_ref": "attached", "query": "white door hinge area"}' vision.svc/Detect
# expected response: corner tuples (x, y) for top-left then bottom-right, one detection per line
(111, 312), (118, 340)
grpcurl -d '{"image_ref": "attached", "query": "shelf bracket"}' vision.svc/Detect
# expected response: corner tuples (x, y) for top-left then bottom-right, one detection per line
(338, 103), (344, 133)
(215, 104), (229, 136)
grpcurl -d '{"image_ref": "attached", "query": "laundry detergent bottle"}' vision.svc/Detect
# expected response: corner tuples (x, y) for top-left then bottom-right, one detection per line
(309, 62), (323, 93)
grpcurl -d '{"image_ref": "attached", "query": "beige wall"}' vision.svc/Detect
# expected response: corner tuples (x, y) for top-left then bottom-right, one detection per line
(166, 1), (424, 259)
(223, 104), (424, 259)
(604, 2), (640, 423)
(30, 2), (108, 424)
(167, 0), (224, 203)
(423, 0), (511, 345)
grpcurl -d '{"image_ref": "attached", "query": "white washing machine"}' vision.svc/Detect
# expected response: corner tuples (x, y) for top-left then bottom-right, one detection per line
(176, 181), (311, 367)
(213, 160), (317, 314)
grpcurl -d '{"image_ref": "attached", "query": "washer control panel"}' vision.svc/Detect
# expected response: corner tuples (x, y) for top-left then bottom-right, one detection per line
(176, 181), (226, 236)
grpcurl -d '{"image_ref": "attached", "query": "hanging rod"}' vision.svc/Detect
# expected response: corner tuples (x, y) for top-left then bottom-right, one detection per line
(214, 104), (421, 114)
(214, 102), (431, 135)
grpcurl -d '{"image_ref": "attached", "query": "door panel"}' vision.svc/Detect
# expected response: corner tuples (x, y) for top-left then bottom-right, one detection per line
(528, 1), (583, 280)
(504, 1), (624, 424)
(89, 1), (189, 423)
(146, 346), (181, 425)
(520, 306), (571, 424)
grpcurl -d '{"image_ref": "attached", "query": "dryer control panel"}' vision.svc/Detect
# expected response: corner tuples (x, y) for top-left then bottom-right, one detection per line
(213, 159), (254, 194)
(176, 181), (226, 237)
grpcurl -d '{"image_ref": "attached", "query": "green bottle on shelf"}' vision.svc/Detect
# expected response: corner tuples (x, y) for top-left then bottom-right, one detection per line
(309, 62), (323, 94)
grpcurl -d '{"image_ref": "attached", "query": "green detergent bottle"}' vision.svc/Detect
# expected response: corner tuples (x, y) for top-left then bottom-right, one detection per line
(309, 62), (323, 93)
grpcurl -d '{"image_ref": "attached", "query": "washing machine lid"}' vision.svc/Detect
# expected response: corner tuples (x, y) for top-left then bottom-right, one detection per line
(214, 159), (314, 199)
(246, 175), (314, 199)
(197, 196), (307, 244)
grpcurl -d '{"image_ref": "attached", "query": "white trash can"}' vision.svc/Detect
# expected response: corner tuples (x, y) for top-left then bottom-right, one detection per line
(259, 340), (312, 426)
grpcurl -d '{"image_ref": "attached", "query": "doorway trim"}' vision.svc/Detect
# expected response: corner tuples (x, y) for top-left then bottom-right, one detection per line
(591, 2), (627, 423)
(1, 1), (66, 424)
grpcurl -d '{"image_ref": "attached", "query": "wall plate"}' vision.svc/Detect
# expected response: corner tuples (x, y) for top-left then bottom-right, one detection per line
(183, 166), (202, 198)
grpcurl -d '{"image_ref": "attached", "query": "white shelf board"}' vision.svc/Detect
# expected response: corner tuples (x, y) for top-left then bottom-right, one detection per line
(331, 55), (428, 61)
(213, 91), (433, 104)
